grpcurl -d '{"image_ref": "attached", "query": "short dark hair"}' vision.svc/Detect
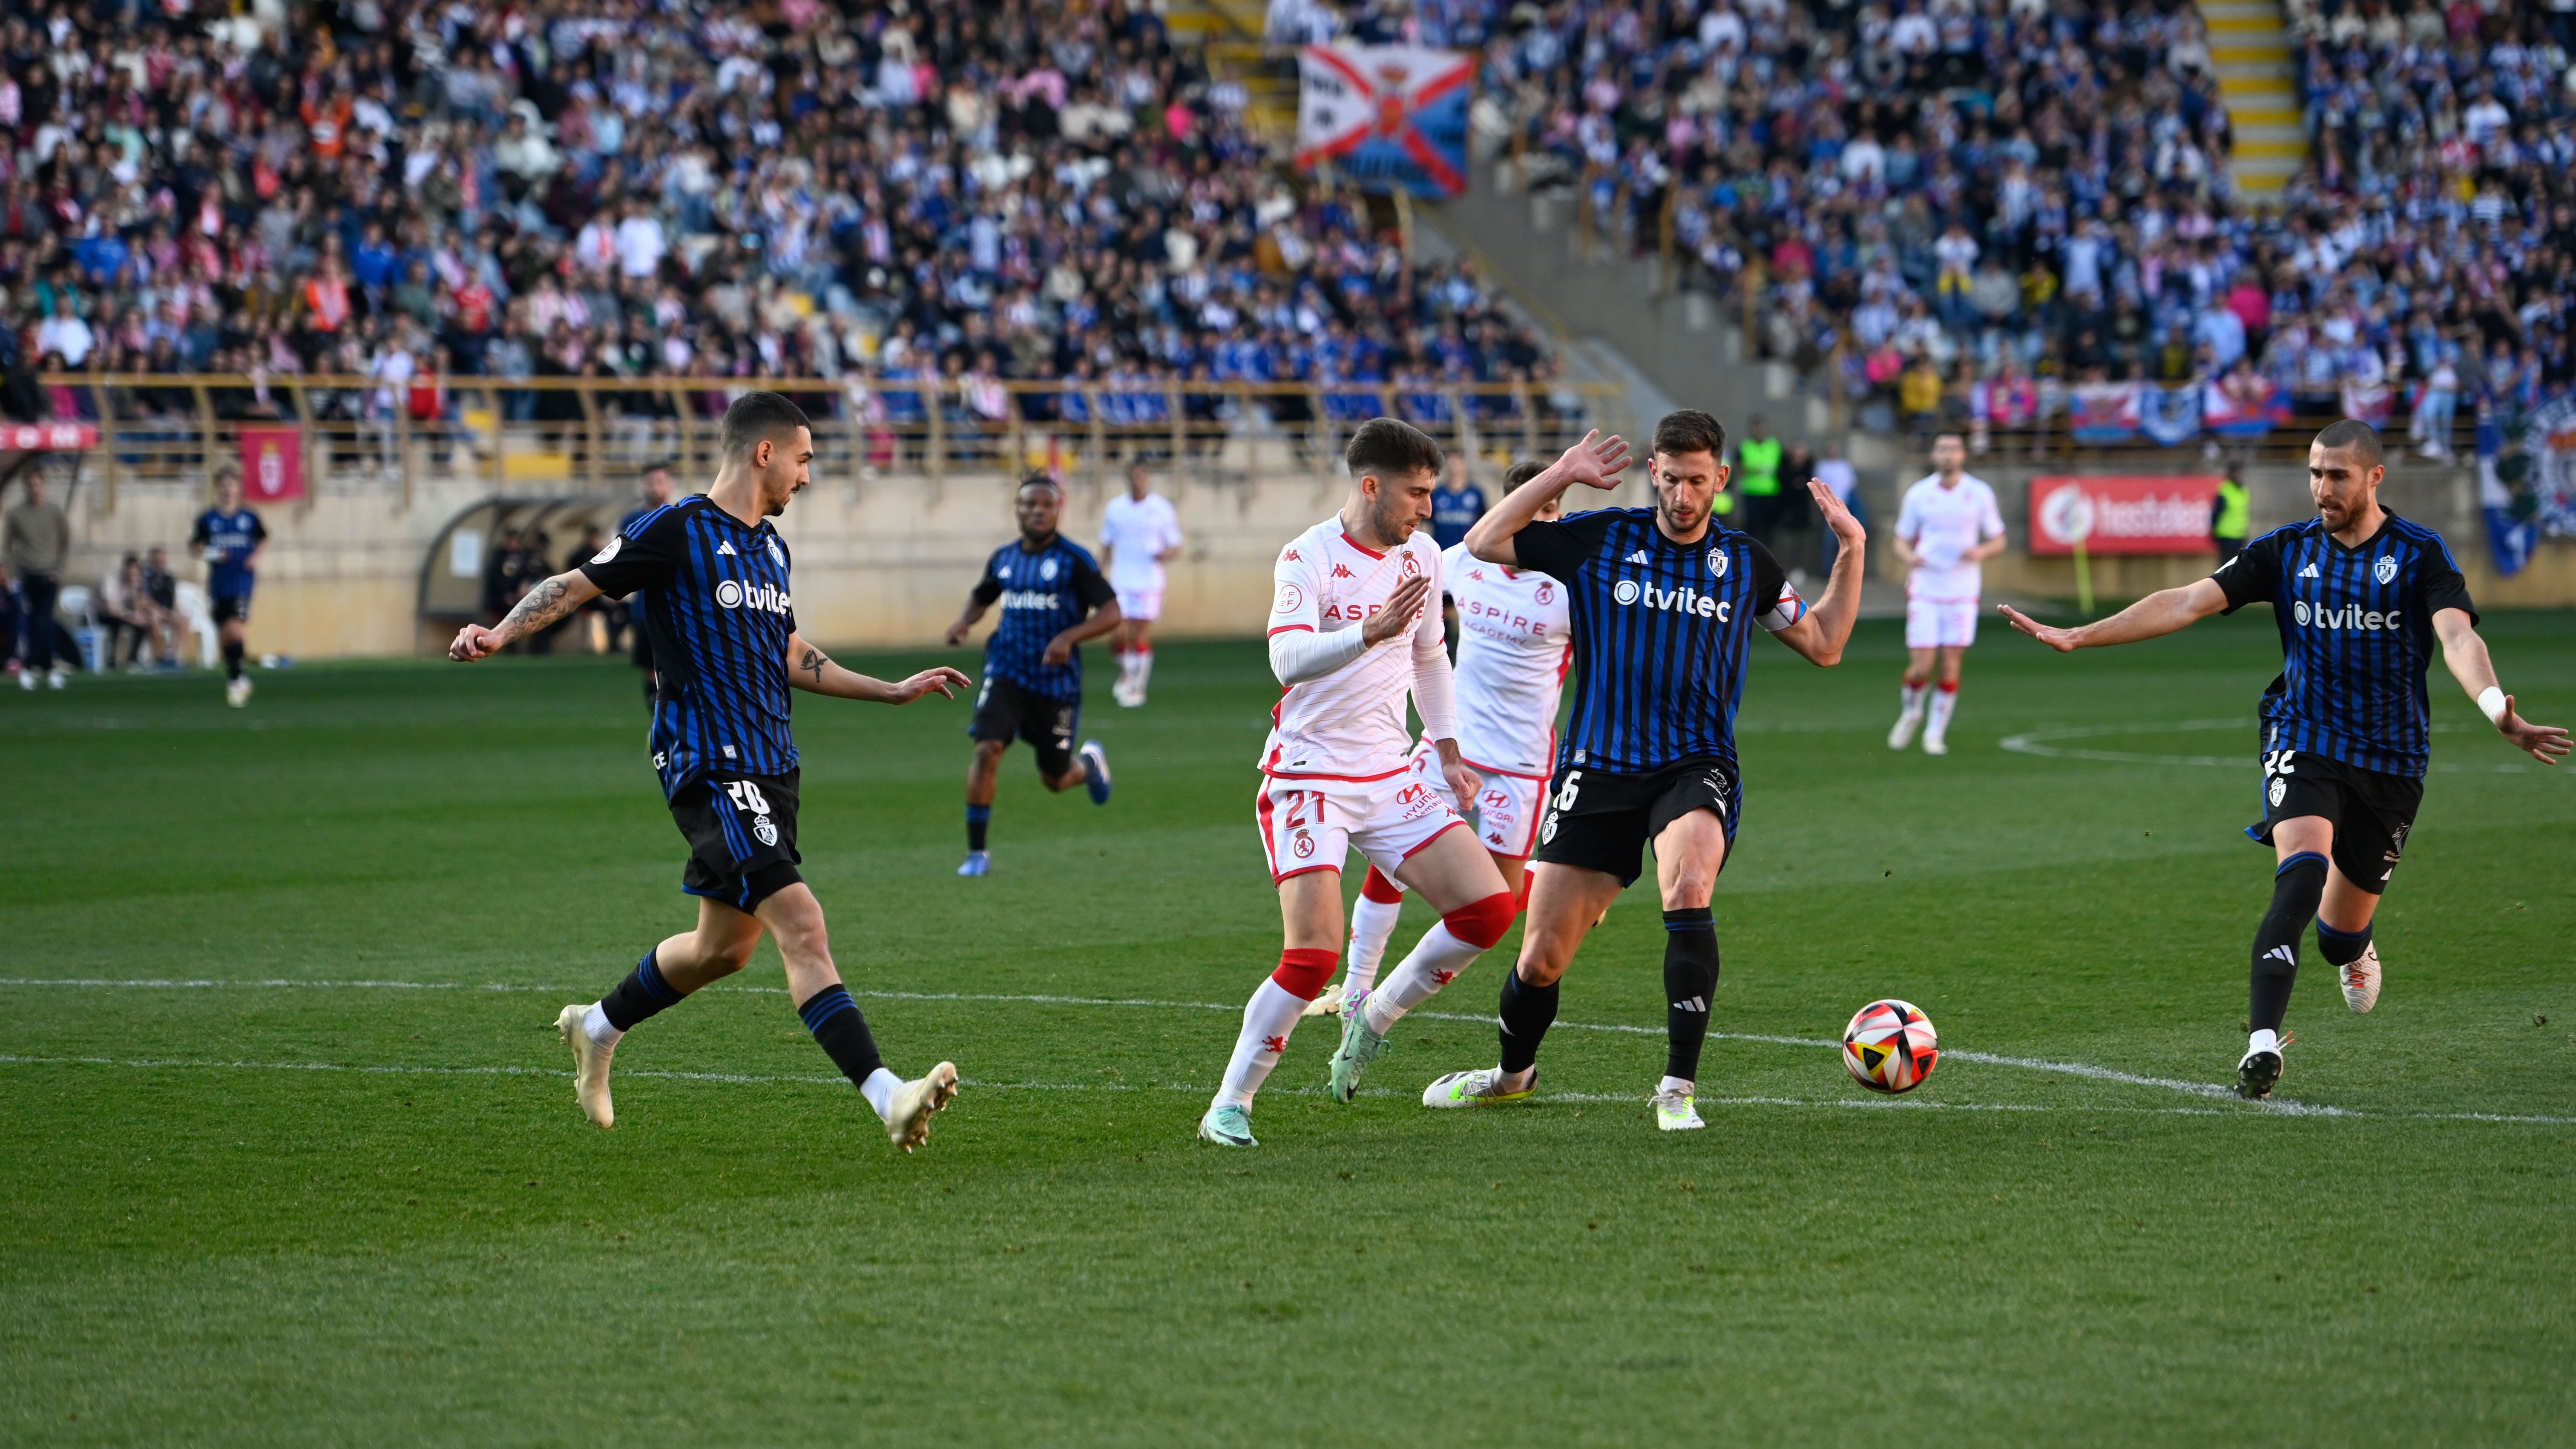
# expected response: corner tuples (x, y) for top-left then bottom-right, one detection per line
(1652, 409), (1728, 460)
(1501, 459), (1546, 493)
(1018, 472), (1062, 495)
(1346, 417), (1443, 480)
(2313, 418), (2383, 466)
(719, 391), (811, 460)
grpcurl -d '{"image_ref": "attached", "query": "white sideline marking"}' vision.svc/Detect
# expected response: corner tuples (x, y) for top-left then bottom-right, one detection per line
(2, 1053), (2570, 1124)
(1999, 718), (2556, 774)
(0, 976), (2511, 1121)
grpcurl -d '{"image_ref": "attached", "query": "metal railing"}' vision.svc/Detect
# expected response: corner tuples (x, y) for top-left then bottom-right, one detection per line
(38, 373), (1624, 509)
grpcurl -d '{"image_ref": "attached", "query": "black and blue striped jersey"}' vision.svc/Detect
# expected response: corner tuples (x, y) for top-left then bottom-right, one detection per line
(2212, 512), (2476, 779)
(188, 506), (266, 599)
(1513, 508), (1807, 776)
(970, 534), (1115, 702)
(581, 495), (799, 797)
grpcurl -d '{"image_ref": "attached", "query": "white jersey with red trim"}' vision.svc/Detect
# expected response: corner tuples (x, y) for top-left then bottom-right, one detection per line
(1441, 542), (1570, 779)
(1262, 519), (1445, 781)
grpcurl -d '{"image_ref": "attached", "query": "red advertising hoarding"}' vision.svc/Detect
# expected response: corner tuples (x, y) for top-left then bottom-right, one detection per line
(2028, 475), (2220, 555)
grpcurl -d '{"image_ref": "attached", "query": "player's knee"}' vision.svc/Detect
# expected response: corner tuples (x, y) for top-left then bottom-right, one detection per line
(1270, 946), (1338, 1000)
(1441, 891), (1518, 950)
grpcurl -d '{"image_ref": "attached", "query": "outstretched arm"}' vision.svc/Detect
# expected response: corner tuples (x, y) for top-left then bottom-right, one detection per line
(449, 569), (603, 661)
(786, 632), (972, 703)
(1465, 429), (1630, 566)
(2433, 608), (2569, 764)
(1770, 478), (1867, 665)
(1998, 577), (2230, 652)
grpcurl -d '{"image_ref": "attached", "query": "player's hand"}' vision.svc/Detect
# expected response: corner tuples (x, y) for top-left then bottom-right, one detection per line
(2494, 696), (2571, 764)
(1442, 758), (1483, 803)
(1548, 429), (1631, 492)
(943, 622), (970, 647)
(1808, 477), (1864, 544)
(1042, 634), (1075, 667)
(886, 666), (972, 703)
(449, 623), (503, 661)
(1362, 575), (1432, 645)
(1997, 604), (2080, 652)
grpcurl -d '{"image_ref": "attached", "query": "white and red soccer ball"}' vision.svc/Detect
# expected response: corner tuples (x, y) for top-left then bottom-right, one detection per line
(1842, 999), (1939, 1094)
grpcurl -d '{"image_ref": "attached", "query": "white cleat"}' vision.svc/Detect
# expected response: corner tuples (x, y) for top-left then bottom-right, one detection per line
(1922, 731), (1949, 756)
(1422, 1065), (1538, 1108)
(225, 676), (252, 708)
(1887, 711), (1923, 750)
(885, 1062), (960, 1153)
(2339, 942), (2382, 1014)
(1650, 1084), (1705, 1131)
(554, 1003), (615, 1128)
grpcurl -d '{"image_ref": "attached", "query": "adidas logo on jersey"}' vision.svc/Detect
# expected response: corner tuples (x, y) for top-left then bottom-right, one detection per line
(718, 542), (738, 556)
(1624, 550), (1653, 564)
(2291, 600), (2402, 631)
(2296, 563), (2318, 578)
(1611, 577), (1730, 620)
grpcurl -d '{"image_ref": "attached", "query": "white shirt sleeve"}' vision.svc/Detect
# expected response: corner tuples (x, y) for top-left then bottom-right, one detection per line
(1407, 549), (1459, 741)
(1978, 483), (2006, 540)
(1267, 543), (1368, 685)
(1895, 481), (1923, 544)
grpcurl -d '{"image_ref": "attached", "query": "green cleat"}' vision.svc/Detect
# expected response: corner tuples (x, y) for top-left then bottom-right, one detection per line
(1325, 992), (1389, 1104)
(1421, 1065), (1538, 1108)
(1197, 1103), (1258, 1147)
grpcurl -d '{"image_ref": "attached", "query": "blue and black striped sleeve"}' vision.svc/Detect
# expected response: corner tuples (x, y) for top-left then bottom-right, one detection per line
(1513, 510), (1616, 580)
(969, 551), (1003, 606)
(2212, 529), (2284, 613)
(578, 506), (685, 595)
(2418, 546), (2475, 624)
(1070, 552), (1116, 611)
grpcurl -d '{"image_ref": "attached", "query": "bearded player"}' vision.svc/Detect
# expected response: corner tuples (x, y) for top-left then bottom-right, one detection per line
(1310, 458), (1570, 1019)
(1196, 419), (1549, 1148)
(1886, 433), (2005, 756)
(2002, 420), (2566, 1098)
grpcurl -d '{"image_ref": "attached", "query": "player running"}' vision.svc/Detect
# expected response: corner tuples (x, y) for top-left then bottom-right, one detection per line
(2001, 420), (2566, 1099)
(1886, 433), (2005, 756)
(448, 392), (972, 1152)
(1099, 461), (1184, 707)
(1310, 458), (1570, 1019)
(944, 475), (1120, 877)
(1427, 410), (1867, 1130)
(1197, 419), (1527, 1148)
(189, 468), (267, 707)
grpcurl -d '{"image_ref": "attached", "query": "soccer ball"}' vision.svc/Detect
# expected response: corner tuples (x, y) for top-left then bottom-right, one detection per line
(1842, 999), (1939, 1094)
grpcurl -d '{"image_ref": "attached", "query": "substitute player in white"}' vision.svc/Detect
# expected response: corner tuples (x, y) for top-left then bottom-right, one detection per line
(1099, 462), (1184, 707)
(1312, 459), (1570, 1018)
(1887, 432), (2007, 755)
(1198, 420), (1524, 1148)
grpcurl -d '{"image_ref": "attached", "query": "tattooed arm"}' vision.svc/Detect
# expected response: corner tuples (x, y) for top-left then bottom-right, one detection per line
(783, 632), (973, 704)
(449, 570), (603, 661)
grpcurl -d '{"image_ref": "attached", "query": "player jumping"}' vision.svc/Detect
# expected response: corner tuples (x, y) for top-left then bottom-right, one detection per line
(944, 475), (1120, 877)
(189, 468), (267, 708)
(1197, 418), (1525, 1148)
(449, 392), (973, 1152)
(1099, 461), (1184, 707)
(1429, 410), (1866, 1130)
(1311, 458), (1570, 1019)
(2001, 420), (2566, 1098)
(1886, 433), (2005, 756)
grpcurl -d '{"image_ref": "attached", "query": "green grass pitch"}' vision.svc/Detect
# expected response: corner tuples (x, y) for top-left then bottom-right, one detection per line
(4, 612), (2572, 1445)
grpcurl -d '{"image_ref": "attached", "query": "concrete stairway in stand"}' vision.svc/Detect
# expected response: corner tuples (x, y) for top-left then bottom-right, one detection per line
(2204, 0), (2305, 200)
(1165, 0), (1300, 150)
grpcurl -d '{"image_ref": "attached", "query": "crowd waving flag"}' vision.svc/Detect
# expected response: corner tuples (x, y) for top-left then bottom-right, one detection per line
(1296, 43), (1475, 198)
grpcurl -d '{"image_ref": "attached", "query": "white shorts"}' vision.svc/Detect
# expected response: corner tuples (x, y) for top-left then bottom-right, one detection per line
(1256, 769), (1466, 885)
(1405, 740), (1544, 859)
(1906, 596), (1979, 649)
(1114, 585), (1163, 623)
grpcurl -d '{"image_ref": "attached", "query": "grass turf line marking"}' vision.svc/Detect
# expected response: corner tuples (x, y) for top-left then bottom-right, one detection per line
(4, 1053), (2571, 1124)
(2000, 718), (2559, 774)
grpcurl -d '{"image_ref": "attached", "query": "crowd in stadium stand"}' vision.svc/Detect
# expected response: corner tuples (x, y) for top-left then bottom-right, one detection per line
(0, 0), (1575, 451)
(1365, 0), (2576, 453)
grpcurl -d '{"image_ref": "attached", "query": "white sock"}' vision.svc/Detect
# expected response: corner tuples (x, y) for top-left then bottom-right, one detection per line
(1364, 923), (1485, 1035)
(859, 1066), (903, 1120)
(1216, 979), (1310, 1108)
(1927, 685), (1958, 737)
(1133, 649), (1153, 693)
(1119, 650), (1140, 688)
(581, 1002), (622, 1048)
(1659, 1074), (1695, 1097)
(2247, 1028), (2280, 1057)
(1898, 681), (1927, 718)
(1346, 892), (1406, 995)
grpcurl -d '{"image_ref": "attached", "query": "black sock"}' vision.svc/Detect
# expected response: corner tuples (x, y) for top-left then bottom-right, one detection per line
(2316, 919), (2372, 968)
(1662, 907), (1719, 1084)
(599, 949), (685, 1032)
(1497, 965), (1560, 1075)
(797, 983), (886, 1087)
(2251, 853), (2328, 1034)
(967, 804), (990, 852)
(221, 639), (244, 682)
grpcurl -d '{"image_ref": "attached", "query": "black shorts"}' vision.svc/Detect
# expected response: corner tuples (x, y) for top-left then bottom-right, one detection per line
(212, 593), (251, 626)
(970, 673), (1080, 778)
(670, 770), (803, 911)
(1532, 756), (1741, 888)
(2247, 749), (2421, 896)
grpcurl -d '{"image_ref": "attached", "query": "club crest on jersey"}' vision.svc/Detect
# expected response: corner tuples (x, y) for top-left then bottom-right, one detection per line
(768, 540), (786, 567)
(1040, 557), (1060, 582)
(2375, 554), (2398, 584)
(1274, 583), (1304, 615)
(1534, 581), (1554, 604)
(1400, 552), (1422, 578)
(1706, 548), (1728, 577)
